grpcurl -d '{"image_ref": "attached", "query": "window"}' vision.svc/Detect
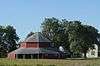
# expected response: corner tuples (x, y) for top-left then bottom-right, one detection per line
(91, 51), (95, 55)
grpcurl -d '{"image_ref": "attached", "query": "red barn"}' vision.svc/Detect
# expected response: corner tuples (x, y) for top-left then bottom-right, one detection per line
(8, 32), (64, 59)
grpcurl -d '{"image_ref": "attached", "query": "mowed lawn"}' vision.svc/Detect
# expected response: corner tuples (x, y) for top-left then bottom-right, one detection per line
(0, 58), (100, 66)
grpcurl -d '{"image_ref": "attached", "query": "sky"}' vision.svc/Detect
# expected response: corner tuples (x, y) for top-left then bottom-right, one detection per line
(0, 0), (100, 40)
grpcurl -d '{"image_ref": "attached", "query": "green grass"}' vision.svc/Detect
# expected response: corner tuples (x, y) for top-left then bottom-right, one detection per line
(0, 58), (100, 66)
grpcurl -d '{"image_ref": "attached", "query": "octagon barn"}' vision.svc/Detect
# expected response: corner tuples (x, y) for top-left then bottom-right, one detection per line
(8, 32), (65, 59)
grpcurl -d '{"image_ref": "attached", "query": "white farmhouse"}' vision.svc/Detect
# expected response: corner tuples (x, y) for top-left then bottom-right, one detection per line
(86, 44), (98, 58)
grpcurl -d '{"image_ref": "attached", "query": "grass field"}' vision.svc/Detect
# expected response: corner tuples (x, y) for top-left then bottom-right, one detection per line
(0, 58), (100, 66)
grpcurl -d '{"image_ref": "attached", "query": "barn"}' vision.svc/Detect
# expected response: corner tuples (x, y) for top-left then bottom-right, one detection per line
(8, 32), (65, 59)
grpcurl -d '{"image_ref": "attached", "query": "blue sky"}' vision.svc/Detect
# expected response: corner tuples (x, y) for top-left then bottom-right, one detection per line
(0, 0), (100, 40)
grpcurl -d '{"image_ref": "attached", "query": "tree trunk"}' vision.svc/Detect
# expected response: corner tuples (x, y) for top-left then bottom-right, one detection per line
(83, 52), (87, 59)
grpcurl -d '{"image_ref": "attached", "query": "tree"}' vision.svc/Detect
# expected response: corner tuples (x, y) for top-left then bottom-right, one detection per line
(41, 17), (69, 50)
(0, 26), (7, 57)
(4, 25), (19, 52)
(0, 25), (19, 57)
(64, 21), (99, 58)
(81, 25), (99, 58)
(64, 21), (83, 57)
(41, 17), (60, 47)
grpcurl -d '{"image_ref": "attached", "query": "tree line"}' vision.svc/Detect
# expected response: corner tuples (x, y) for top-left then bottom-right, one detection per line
(41, 17), (100, 58)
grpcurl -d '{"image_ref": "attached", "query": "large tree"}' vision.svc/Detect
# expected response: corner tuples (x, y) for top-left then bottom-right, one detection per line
(81, 25), (99, 58)
(41, 17), (69, 50)
(64, 21), (99, 58)
(4, 25), (19, 52)
(0, 25), (19, 57)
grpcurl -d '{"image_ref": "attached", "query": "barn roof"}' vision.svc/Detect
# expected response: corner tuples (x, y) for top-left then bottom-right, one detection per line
(13, 48), (59, 54)
(24, 32), (50, 42)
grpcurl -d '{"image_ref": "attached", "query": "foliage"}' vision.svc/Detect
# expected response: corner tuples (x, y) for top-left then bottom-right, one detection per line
(0, 25), (19, 57)
(64, 21), (99, 58)
(4, 25), (19, 52)
(41, 17), (69, 50)
(41, 17), (99, 58)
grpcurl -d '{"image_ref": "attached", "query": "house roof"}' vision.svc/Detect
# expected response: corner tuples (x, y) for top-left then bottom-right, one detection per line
(13, 48), (59, 54)
(24, 32), (50, 42)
